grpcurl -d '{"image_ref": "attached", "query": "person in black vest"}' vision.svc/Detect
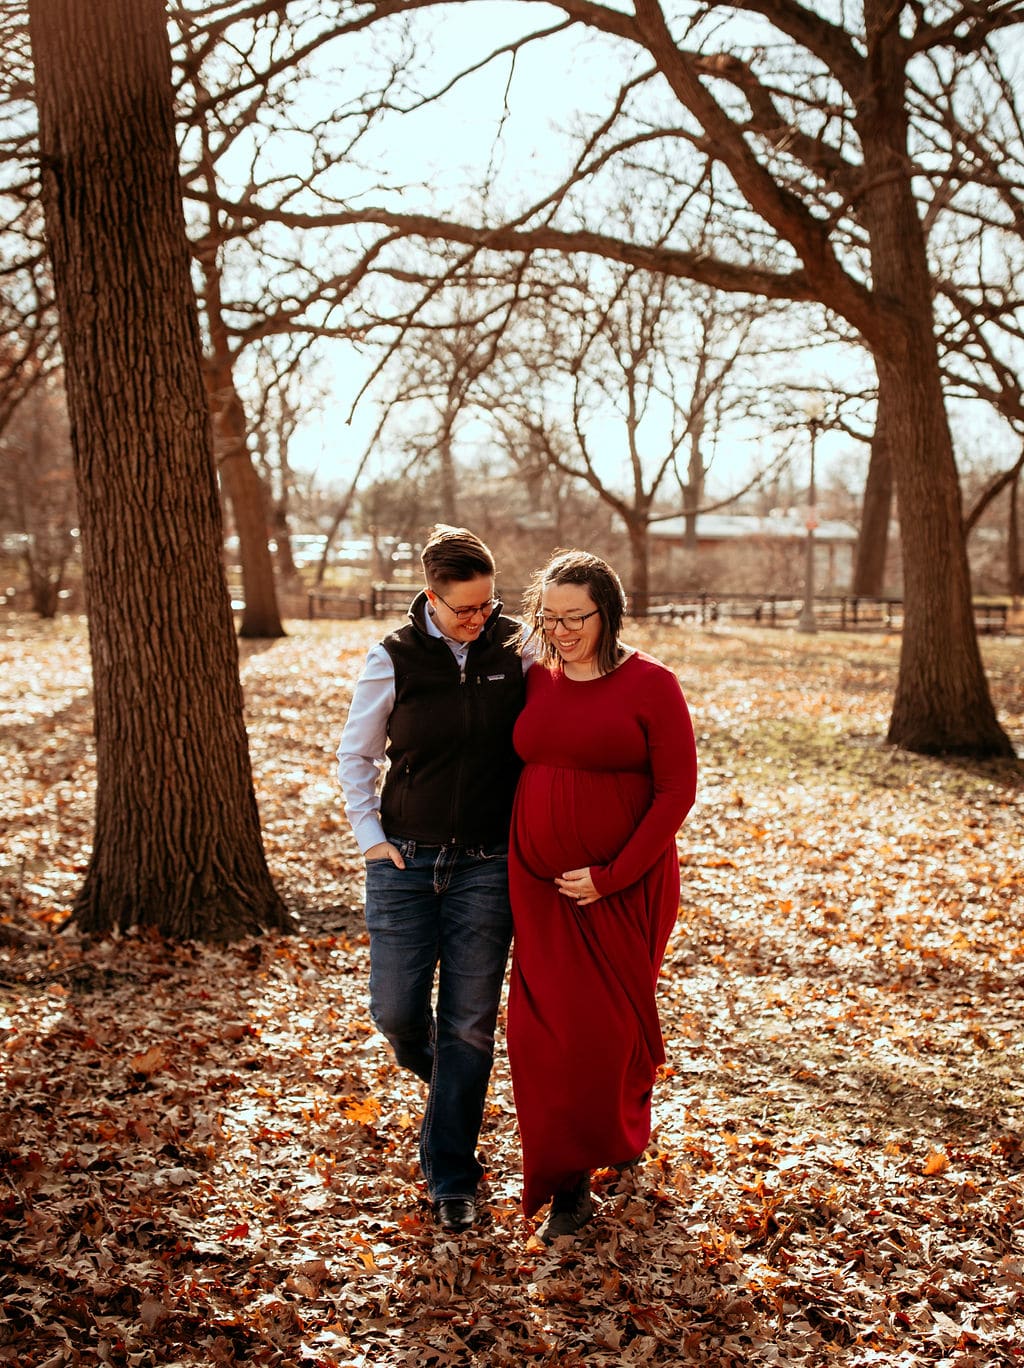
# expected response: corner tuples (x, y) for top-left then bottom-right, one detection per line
(336, 526), (530, 1233)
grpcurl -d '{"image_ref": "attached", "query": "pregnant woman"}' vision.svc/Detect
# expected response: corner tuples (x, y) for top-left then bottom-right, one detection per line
(508, 549), (698, 1243)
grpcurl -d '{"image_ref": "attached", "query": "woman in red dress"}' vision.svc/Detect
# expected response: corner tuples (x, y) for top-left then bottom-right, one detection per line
(507, 550), (698, 1242)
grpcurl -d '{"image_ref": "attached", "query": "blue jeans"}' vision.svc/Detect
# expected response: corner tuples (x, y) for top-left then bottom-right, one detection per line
(364, 838), (513, 1202)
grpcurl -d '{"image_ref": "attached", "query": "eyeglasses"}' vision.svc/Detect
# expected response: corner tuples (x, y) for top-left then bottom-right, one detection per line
(535, 609), (600, 633)
(433, 590), (499, 621)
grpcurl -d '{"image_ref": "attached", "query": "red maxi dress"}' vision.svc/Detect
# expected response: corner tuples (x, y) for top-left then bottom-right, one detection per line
(507, 650), (698, 1216)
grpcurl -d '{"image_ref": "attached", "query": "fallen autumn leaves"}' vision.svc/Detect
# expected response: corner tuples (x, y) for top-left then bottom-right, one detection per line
(1, 616), (1022, 1367)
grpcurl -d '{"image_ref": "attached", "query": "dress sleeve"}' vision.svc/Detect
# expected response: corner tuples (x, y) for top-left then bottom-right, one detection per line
(589, 661), (697, 897)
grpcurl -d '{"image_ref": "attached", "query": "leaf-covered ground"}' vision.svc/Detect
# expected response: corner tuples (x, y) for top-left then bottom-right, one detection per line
(1, 615), (1023, 1368)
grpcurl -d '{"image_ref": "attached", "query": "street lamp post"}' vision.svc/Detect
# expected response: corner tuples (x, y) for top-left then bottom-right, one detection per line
(798, 400), (823, 633)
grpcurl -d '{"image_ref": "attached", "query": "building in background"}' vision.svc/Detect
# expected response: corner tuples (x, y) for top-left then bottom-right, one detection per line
(649, 511), (859, 595)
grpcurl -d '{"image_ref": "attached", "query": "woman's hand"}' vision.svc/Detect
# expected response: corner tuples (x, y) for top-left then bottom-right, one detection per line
(556, 867), (599, 906)
(364, 841), (406, 869)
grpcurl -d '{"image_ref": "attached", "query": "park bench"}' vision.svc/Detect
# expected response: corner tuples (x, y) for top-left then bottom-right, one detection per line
(306, 590), (371, 620)
(971, 602), (1010, 634)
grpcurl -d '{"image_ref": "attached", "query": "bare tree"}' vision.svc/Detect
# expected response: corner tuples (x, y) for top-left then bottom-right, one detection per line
(361, 273), (532, 518)
(0, 371), (77, 616)
(13, 0), (1024, 751)
(27, 0), (288, 938)
(245, 336), (328, 583)
(472, 245), (797, 612)
(202, 0), (1020, 755)
(392, 314), (510, 527)
(170, 2), (423, 633)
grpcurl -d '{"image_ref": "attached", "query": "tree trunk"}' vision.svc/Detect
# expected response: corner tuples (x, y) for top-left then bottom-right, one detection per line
(201, 315), (285, 639)
(852, 393), (893, 597)
(267, 426), (298, 583)
(26, 561), (61, 618)
(857, 1), (1012, 757)
(270, 503), (298, 582)
(624, 517), (650, 617)
(29, 0), (290, 937)
(682, 425), (703, 550)
(1010, 468), (1022, 599)
(437, 410), (459, 525)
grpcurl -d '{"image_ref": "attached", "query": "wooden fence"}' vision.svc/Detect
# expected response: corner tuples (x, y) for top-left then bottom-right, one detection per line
(305, 585), (1015, 635)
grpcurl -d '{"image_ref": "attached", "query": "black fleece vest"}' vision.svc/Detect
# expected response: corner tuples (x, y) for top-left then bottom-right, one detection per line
(379, 594), (525, 845)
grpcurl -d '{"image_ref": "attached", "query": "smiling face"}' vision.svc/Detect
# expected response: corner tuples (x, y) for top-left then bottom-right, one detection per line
(538, 582), (603, 673)
(425, 573), (496, 644)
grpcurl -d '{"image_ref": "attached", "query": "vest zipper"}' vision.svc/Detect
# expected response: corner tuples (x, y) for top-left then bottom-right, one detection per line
(451, 654), (468, 837)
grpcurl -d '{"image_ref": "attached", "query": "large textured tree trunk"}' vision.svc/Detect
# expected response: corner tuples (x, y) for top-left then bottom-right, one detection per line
(857, 1), (1012, 757)
(29, 0), (290, 936)
(852, 392), (894, 597)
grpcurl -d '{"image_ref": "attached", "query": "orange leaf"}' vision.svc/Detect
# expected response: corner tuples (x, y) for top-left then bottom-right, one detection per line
(342, 1096), (381, 1126)
(923, 1150), (949, 1175)
(129, 1044), (167, 1077)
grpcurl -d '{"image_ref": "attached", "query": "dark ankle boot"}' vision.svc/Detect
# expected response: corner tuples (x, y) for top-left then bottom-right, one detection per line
(536, 1173), (594, 1243)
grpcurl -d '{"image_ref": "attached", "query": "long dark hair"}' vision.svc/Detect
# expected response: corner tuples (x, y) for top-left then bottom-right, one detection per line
(522, 549), (627, 675)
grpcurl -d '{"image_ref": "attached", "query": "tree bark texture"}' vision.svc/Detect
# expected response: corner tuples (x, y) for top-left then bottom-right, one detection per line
(857, 1), (1012, 756)
(29, 0), (290, 936)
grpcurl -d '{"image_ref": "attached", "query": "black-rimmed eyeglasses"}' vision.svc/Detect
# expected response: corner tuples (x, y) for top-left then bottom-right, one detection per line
(535, 609), (600, 633)
(433, 590), (499, 621)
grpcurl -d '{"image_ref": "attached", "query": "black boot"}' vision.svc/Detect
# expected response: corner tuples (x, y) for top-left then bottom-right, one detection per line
(536, 1173), (594, 1244)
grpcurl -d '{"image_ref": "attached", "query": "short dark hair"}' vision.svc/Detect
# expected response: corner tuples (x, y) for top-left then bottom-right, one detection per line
(523, 549), (627, 675)
(421, 525), (496, 588)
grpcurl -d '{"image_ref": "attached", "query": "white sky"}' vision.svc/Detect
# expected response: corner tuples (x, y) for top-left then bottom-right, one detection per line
(236, 4), (1021, 506)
